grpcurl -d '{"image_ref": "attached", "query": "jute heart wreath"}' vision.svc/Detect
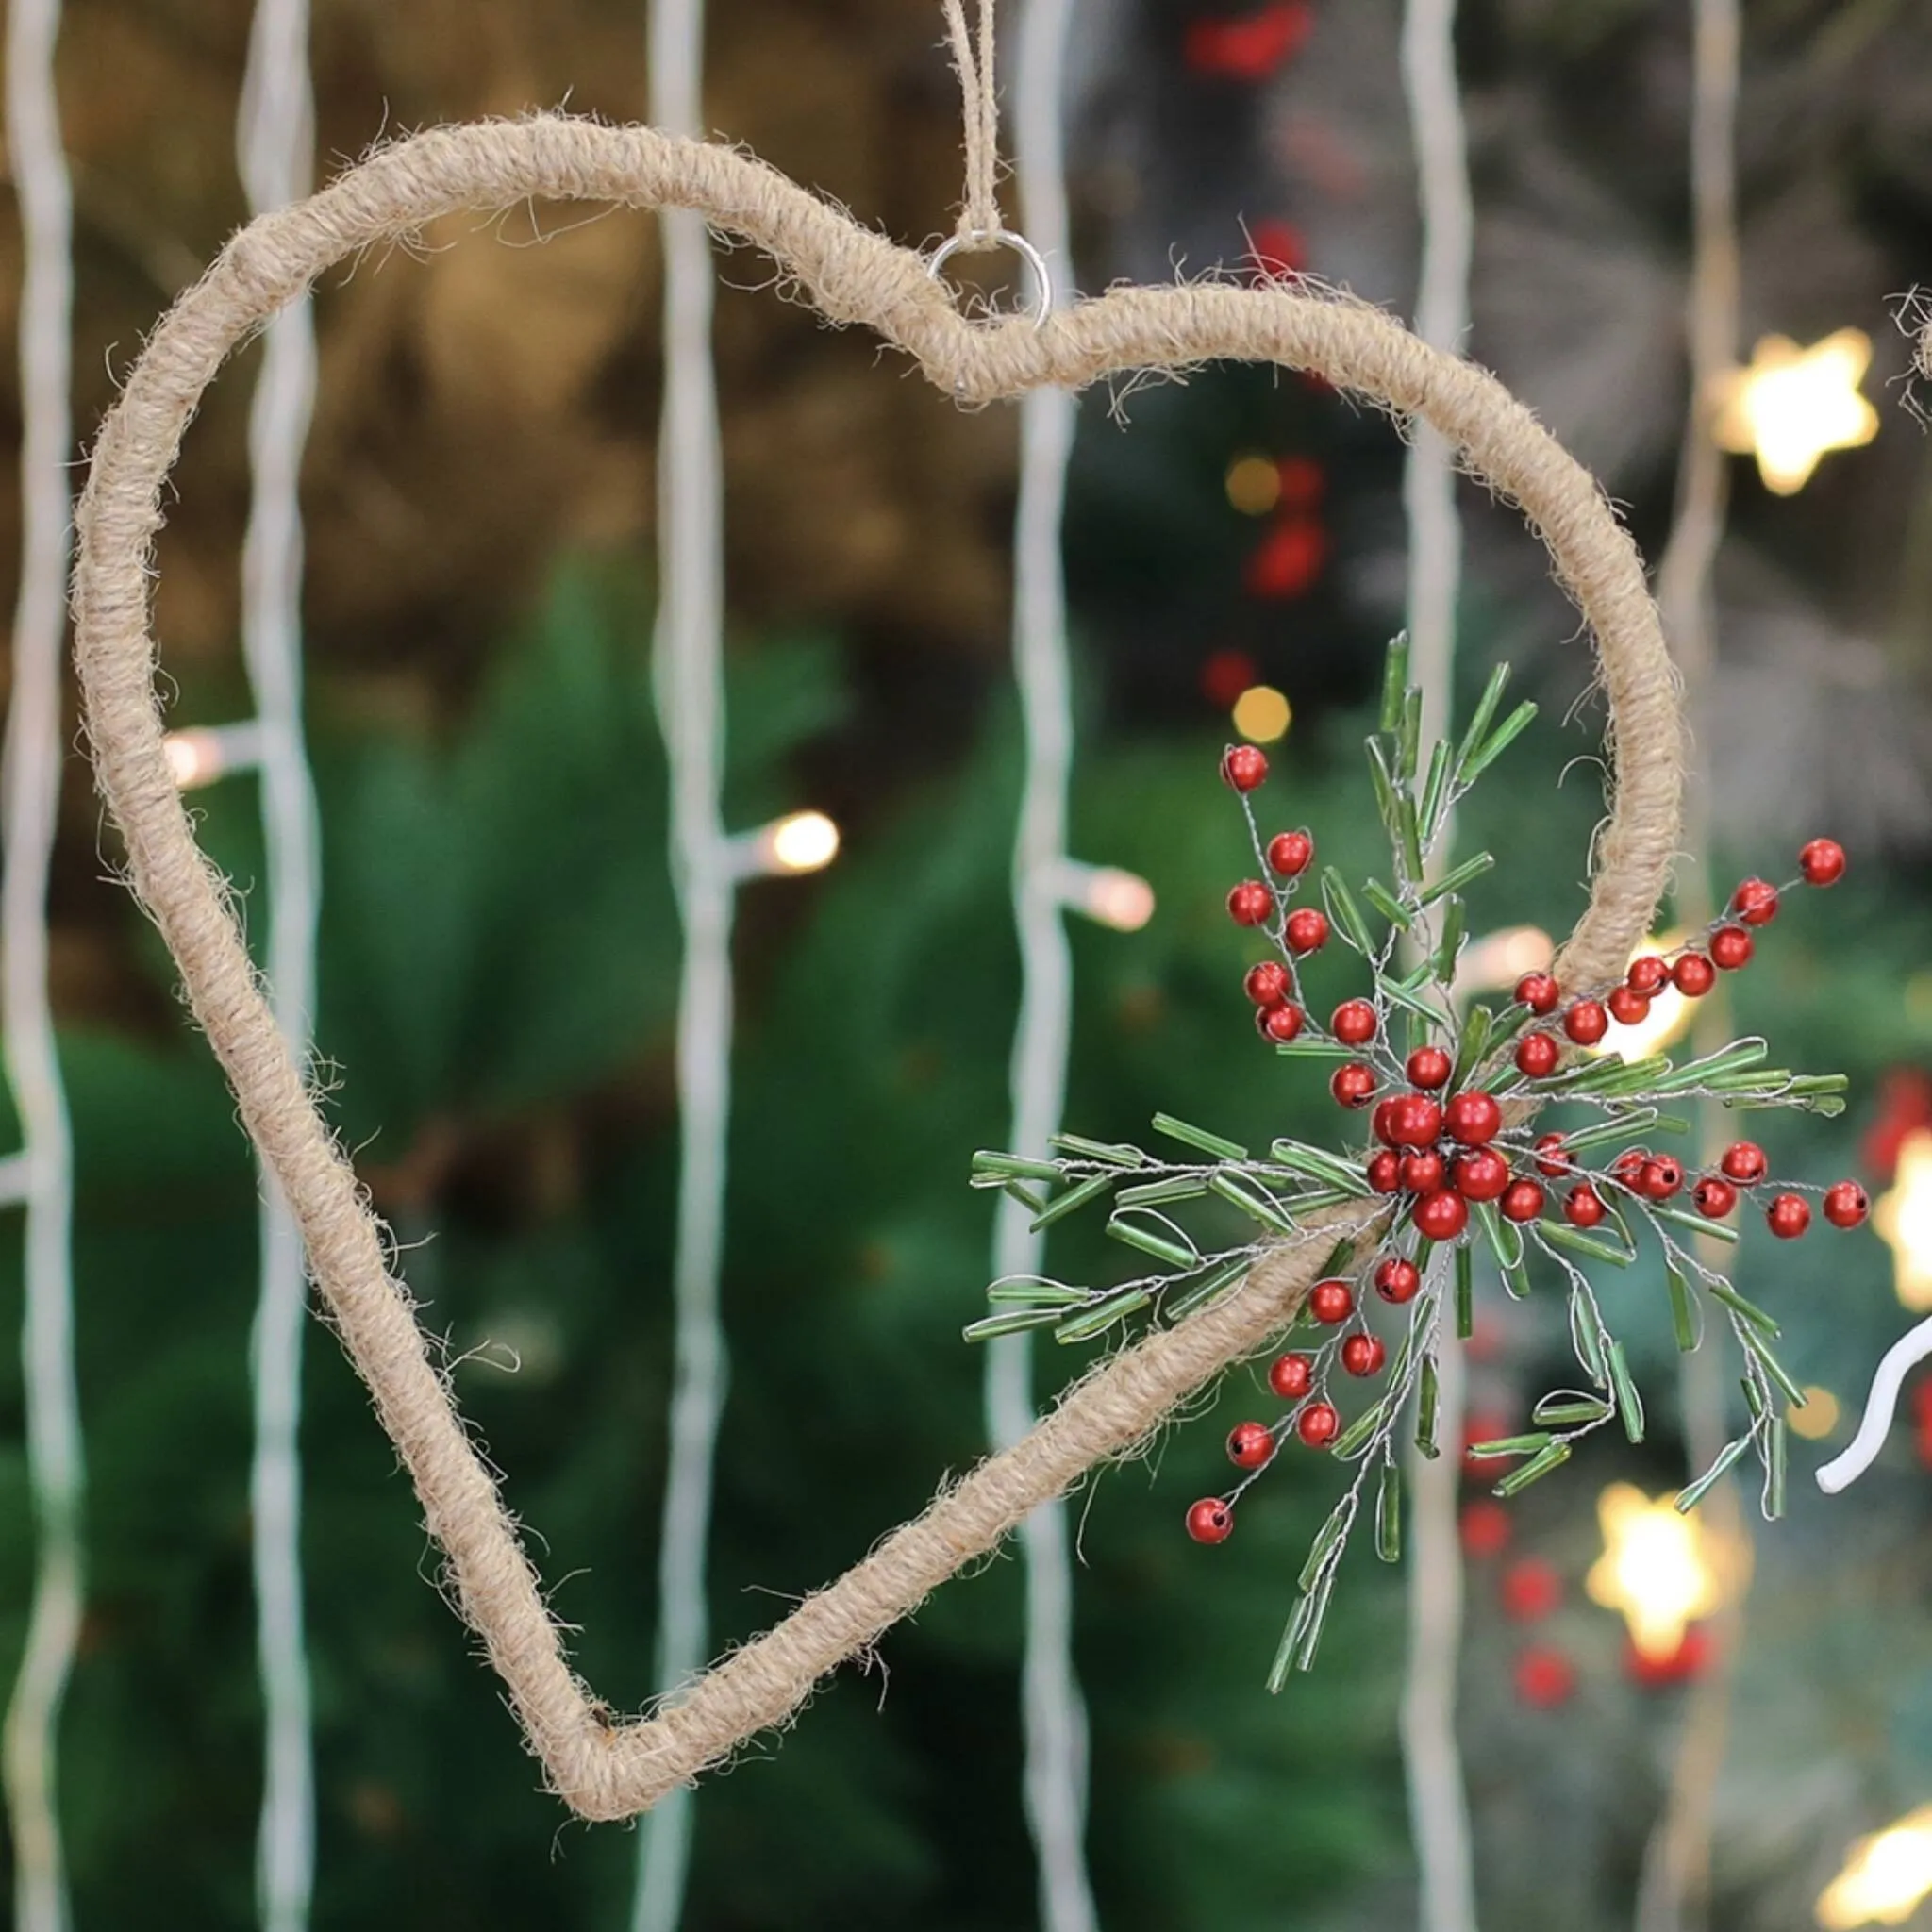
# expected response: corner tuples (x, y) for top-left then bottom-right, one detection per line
(72, 77), (1690, 1817)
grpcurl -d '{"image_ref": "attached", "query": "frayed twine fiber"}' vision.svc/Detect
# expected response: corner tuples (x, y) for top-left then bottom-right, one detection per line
(70, 113), (1684, 1821)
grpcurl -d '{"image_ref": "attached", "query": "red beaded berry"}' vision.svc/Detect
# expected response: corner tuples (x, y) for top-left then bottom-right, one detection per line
(1341, 1333), (1388, 1378)
(1516, 1031), (1561, 1079)
(1533, 1132), (1572, 1177)
(1386, 1094), (1445, 1147)
(1298, 1403), (1341, 1448)
(1824, 1180), (1870, 1229)
(1228, 881), (1274, 926)
(1732, 877), (1780, 926)
(1452, 1150), (1510, 1202)
(1268, 829), (1314, 876)
(1673, 953), (1716, 997)
(1637, 1157), (1684, 1201)
(1309, 1278), (1355, 1324)
(1186, 1497), (1235, 1543)
(1414, 1190), (1470, 1240)
(1375, 1257), (1422, 1304)
(1284, 907), (1330, 955)
(1607, 985), (1651, 1027)
(1720, 1141), (1768, 1185)
(1565, 1185), (1607, 1228)
(1330, 1060), (1376, 1107)
(1331, 998), (1377, 1045)
(1221, 745), (1268, 792)
(1245, 960), (1291, 1007)
(1709, 924), (1754, 971)
(1501, 1178), (1546, 1224)
(1564, 1000), (1609, 1045)
(1627, 955), (1670, 996)
(1799, 837), (1846, 887)
(1366, 1150), (1403, 1194)
(1692, 1176), (1737, 1219)
(1259, 1003), (1306, 1043)
(1516, 973), (1560, 1015)
(1611, 1147), (1650, 1189)
(1445, 1091), (1503, 1145)
(1400, 1150), (1447, 1195)
(1767, 1192), (1811, 1239)
(1407, 1045), (1453, 1090)
(1269, 1352), (1315, 1399)
(1227, 1420), (1275, 1469)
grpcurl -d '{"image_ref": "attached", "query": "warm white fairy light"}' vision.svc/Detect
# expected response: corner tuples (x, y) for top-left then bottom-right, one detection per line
(1597, 931), (1696, 1063)
(1, 5), (81, 1930)
(762, 808), (840, 874)
(1449, 924), (1552, 1001)
(1711, 329), (1879, 496)
(629, 0), (730, 1921)
(237, 3), (321, 1925)
(1398, 1), (1477, 1927)
(1586, 1483), (1724, 1661)
(977, 1), (1100, 1926)
(1817, 1807), (1932, 1930)
(163, 723), (268, 791)
(1874, 1128), (1932, 1311)
(1052, 858), (1155, 934)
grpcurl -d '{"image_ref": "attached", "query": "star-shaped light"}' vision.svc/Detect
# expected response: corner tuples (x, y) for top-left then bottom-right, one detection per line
(1819, 1806), (1932, 1930)
(1585, 1483), (1723, 1660)
(1874, 1128), (1932, 1311)
(1710, 328), (1879, 494)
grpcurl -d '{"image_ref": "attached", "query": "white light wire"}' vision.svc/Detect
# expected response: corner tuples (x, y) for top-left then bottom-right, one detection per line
(1397, 3), (1477, 1929)
(983, 1), (1099, 1928)
(630, 0), (730, 1921)
(237, 4), (321, 1926)
(0, 3), (80, 1928)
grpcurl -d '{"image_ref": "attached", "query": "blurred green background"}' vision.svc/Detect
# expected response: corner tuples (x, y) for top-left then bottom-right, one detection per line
(7, 1), (1932, 1927)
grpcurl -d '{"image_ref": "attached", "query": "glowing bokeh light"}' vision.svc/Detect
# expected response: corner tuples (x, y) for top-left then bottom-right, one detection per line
(1875, 1128), (1932, 1312)
(1224, 454), (1282, 517)
(1585, 1483), (1724, 1661)
(1451, 925), (1553, 1001)
(1818, 1807), (1932, 1930)
(1232, 685), (1292, 743)
(1711, 328), (1878, 496)
(761, 809), (841, 875)
(1076, 866), (1157, 933)
(1598, 930), (1694, 1063)
(1789, 1387), (1841, 1441)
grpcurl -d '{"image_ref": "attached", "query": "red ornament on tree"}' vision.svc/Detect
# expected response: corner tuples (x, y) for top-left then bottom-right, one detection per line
(1516, 1031), (1561, 1079)
(1673, 953), (1716, 996)
(1710, 924), (1754, 971)
(1414, 1190), (1470, 1240)
(1501, 1178), (1546, 1224)
(1513, 1646), (1577, 1708)
(1366, 1150), (1402, 1194)
(1824, 1180), (1870, 1228)
(1309, 1278), (1355, 1324)
(1516, 973), (1560, 1015)
(1341, 1333), (1387, 1378)
(1183, 1), (1315, 83)
(1400, 1150), (1447, 1195)
(1245, 959), (1291, 1007)
(1385, 1094), (1445, 1147)
(1228, 880), (1274, 925)
(1459, 1500), (1512, 1557)
(1445, 1091), (1503, 1145)
(1375, 1257), (1421, 1304)
(1260, 1003), (1306, 1042)
(1767, 1193), (1811, 1239)
(1564, 1000), (1609, 1045)
(1269, 1352), (1314, 1399)
(1245, 517), (1329, 600)
(1186, 1498), (1235, 1544)
(1624, 1625), (1712, 1688)
(1227, 1420), (1275, 1469)
(1268, 829), (1314, 876)
(1800, 837), (1846, 886)
(1284, 907), (1329, 955)
(1330, 1060), (1376, 1107)
(1331, 997), (1376, 1044)
(1407, 1045), (1452, 1090)
(1502, 1557), (1564, 1621)
(1452, 1150), (1510, 1202)
(1720, 1141), (1768, 1185)
(1297, 1402), (1340, 1448)
(1220, 744), (1268, 791)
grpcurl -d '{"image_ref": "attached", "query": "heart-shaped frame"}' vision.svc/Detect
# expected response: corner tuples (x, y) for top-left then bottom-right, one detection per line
(72, 112), (1683, 1821)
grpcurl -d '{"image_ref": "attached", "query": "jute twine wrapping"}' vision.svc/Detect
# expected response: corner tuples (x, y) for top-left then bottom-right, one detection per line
(70, 114), (1683, 1821)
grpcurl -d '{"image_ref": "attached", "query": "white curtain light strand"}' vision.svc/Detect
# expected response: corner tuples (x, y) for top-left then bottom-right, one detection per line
(631, 0), (729, 1921)
(983, 0), (1100, 1927)
(0, 3), (81, 1930)
(1397, 4), (1478, 1931)
(237, 5), (322, 1928)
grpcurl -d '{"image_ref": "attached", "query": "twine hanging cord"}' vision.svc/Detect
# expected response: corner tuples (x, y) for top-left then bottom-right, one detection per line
(71, 114), (1684, 1824)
